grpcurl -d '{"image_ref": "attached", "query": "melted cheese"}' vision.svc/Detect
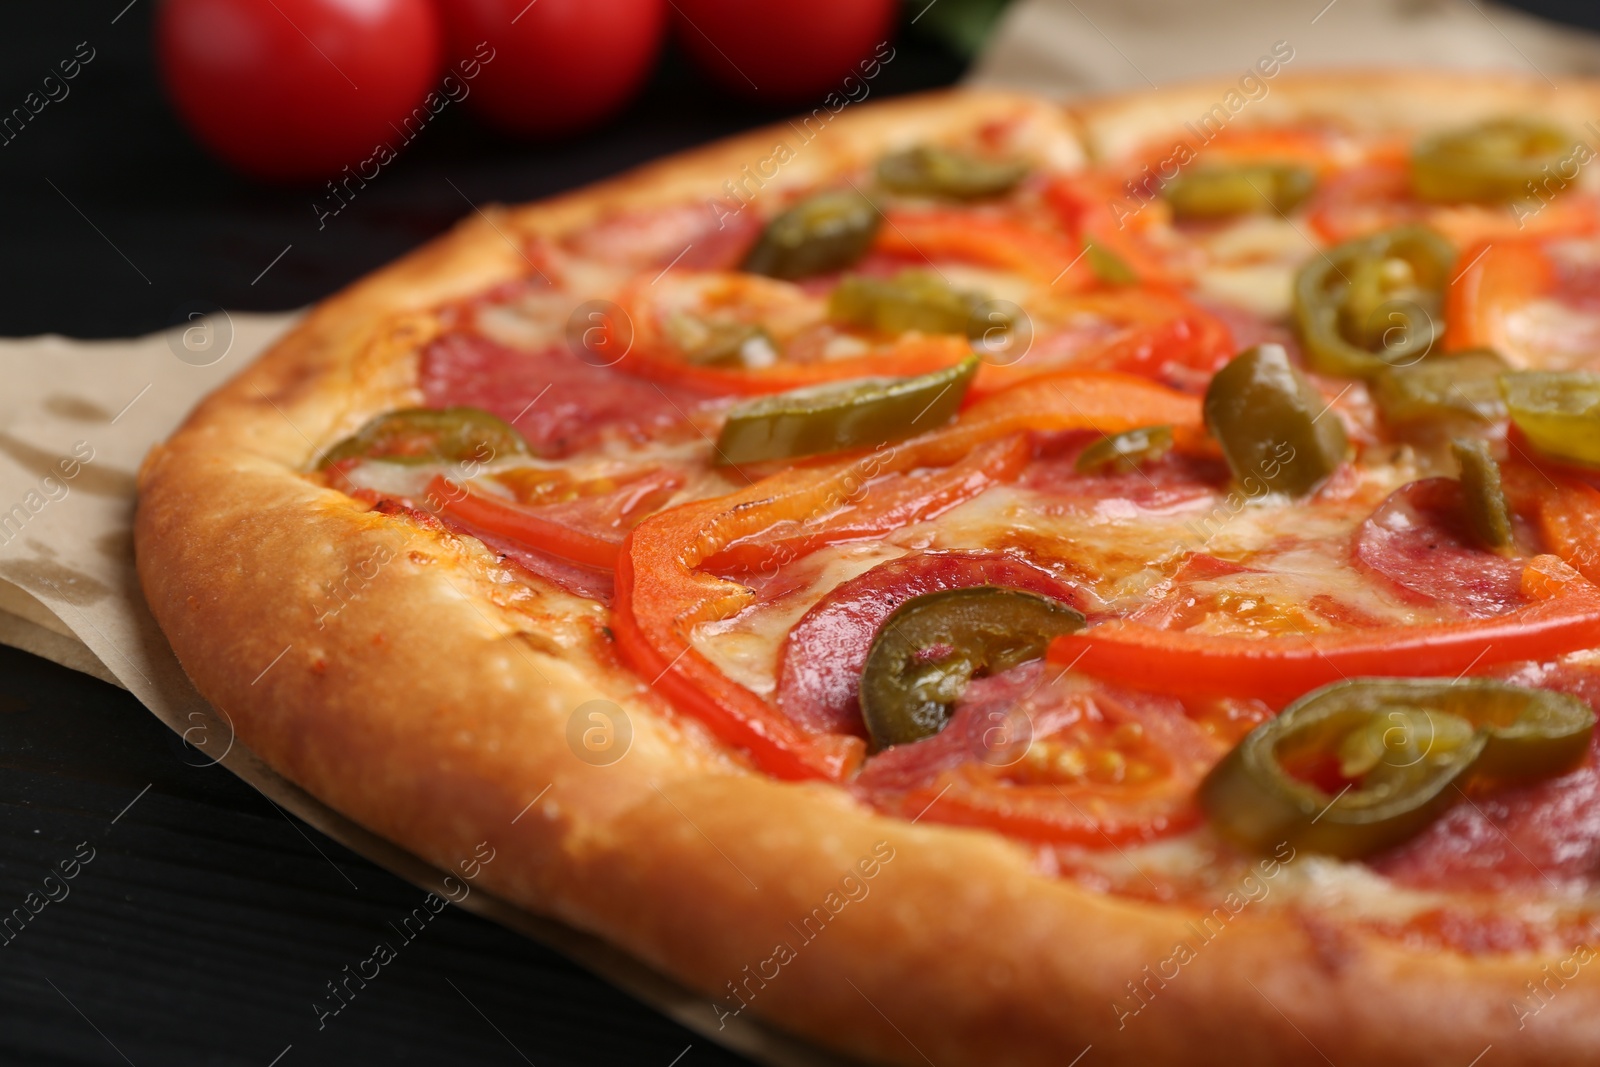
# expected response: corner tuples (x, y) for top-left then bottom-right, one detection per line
(1068, 830), (1599, 924)
(1507, 298), (1600, 372)
(1193, 263), (1295, 319)
(1188, 215), (1312, 319)
(430, 157), (1600, 922)
(690, 457), (1439, 698)
(935, 263), (1037, 309)
(697, 543), (908, 694)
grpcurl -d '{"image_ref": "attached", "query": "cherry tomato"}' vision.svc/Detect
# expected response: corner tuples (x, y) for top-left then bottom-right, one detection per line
(670, 0), (899, 103)
(436, 0), (667, 138)
(157, 0), (444, 183)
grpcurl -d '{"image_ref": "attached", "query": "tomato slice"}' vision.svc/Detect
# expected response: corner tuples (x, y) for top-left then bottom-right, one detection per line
(428, 469), (681, 570)
(891, 764), (1203, 847)
(1443, 238), (1558, 356)
(1049, 556), (1600, 708)
(972, 287), (1235, 396)
(1535, 475), (1600, 585)
(1305, 159), (1419, 243)
(853, 664), (1221, 846)
(1307, 158), (1600, 247)
(613, 371), (1203, 780)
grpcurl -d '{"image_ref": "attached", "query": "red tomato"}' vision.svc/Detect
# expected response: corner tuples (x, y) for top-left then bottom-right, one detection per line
(157, 0), (443, 183)
(436, 0), (666, 138)
(670, 0), (898, 103)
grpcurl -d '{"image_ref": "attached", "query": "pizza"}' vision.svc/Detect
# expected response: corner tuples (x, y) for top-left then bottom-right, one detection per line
(136, 71), (1600, 1065)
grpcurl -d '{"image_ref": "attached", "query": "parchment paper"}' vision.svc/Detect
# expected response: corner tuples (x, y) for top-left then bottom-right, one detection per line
(5, 2), (1598, 1063)
(970, 0), (1600, 96)
(0, 314), (851, 1065)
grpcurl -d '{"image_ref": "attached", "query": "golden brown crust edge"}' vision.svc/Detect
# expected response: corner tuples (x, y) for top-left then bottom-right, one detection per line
(1069, 66), (1600, 161)
(136, 78), (1600, 1067)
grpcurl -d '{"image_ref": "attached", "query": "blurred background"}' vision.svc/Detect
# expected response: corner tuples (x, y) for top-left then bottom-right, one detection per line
(0, 0), (1008, 340)
(4, 0), (1597, 342)
(3, 1), (1600, 1065)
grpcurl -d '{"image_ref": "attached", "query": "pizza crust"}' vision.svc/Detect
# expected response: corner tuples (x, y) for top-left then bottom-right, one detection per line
(1070, 67), (1600, 163)
(137, 78), (1600, 1065)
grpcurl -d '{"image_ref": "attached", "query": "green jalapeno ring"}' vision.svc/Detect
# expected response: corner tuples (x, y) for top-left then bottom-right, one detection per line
(1076, 425), (1175, 475)
(319, 407), (530, 469)
(1412, 118), (1575, 204)
(1501, 370), (1600, 469)
(1163, 163), (1317, 221)
(829, 270), (1003, 338)
(743, 188), (883, 280)
(1451, 438), (1515, 553)
(1371, 348), (1509, 429)
(1292, 226), (1455, 379)
(876, 145), (1030, 201)
(1200, 677), (1596, 859)
(859, 586), (1086, 751)
(713, 356), (980, 466)
(1203, 344), (1348, 498)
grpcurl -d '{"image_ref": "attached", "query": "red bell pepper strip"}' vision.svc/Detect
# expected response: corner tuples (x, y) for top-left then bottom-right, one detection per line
(1044, 174), (1173, 286)
(1443, 238), (1557, 355)
(428, 470), (680, 570)
(613, 371), (1203, 780)
(872, 207), (1089, 286)
(1049, 555), (1600, 708)
(1536, 477), (1600, 586)
(705, 434), (1033, 574)
(613, 540), (867, 781)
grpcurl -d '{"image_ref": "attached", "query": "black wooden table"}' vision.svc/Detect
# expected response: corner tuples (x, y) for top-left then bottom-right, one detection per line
(0, 4), (961, 1064)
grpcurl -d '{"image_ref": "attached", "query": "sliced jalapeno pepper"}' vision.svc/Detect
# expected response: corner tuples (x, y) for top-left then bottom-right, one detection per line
(1451, 438), (1514, 552)
(714, 355), (979, 466)
(1501, 370), (1600, 467)
(1075, 425), (1175, 474)
(320, 407), (529, 468)
(743, 188), (882, 280)
(1083, 238), (1138, 285)
(1203, 344), (1347, 497)
(829, 270), (1001, 337)
(1200, 677), (1595, 858)
(1412, 118), (1575, 204)
(876, 145), (1029, 201)
(1293, 225), (1454, 378)
(859, 586), (1086, 750)
(1163, 163), (1316, 221)
(1371, 348), (1509, 428)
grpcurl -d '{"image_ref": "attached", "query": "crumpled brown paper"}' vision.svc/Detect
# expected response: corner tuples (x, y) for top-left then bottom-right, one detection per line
(5, 1), (1599, 1062)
